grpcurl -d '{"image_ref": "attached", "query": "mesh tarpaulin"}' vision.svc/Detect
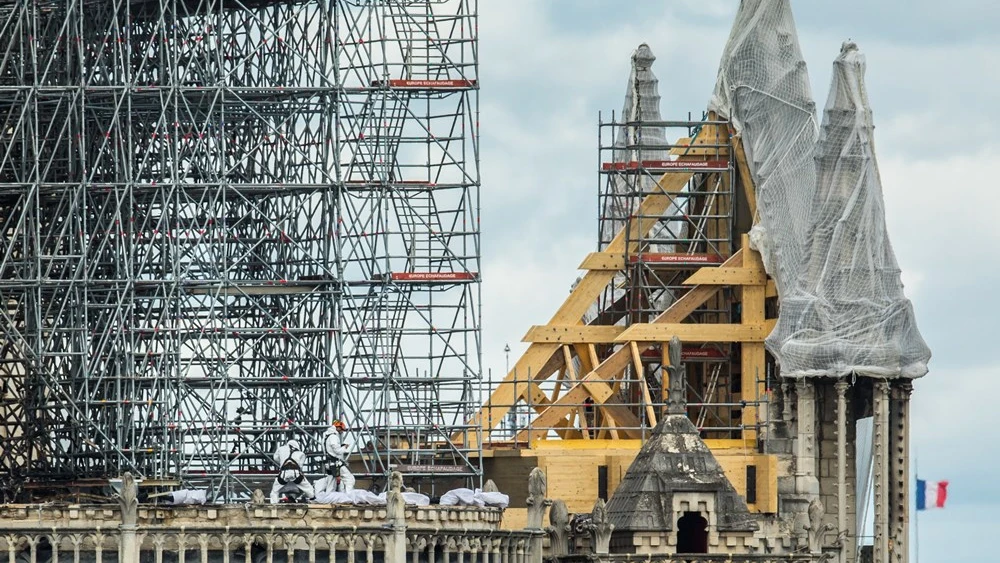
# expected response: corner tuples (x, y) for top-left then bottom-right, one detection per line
(709, 0), (819, 298)
(710, 0), (929, 378)
(766, 43), (930, 378)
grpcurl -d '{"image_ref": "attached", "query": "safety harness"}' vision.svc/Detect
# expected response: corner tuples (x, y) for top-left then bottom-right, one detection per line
(276, 444), (304, 486)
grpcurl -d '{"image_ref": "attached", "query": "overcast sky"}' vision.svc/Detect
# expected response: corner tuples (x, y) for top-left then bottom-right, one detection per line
(475, 2), (1000, 561)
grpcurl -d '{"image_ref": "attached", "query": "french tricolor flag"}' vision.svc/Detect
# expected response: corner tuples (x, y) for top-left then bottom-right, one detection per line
(916, 479), (948, 510)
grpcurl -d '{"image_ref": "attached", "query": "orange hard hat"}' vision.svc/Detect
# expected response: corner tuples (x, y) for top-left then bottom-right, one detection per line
(332, 420), (347, 430)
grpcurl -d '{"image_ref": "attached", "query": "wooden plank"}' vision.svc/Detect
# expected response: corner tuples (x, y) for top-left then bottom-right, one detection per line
(616, 323), (769, 343)
(670, 122), (732, 157)
(563, 346), (590, 440)
(741, 250), (767, 441)
(551, 270), (617, 323)
(471, 344), (557, 430)
(579, 252), (626, 271)
(683, 267), (766, 286)
(580, 375), (637, 439)
(668, 137), (692, 155)
(604, 136), (728, 255)
(514, 378), (642, 442)
(765, 279), (778, 299)
(742, 234), (766, 273)
(468, 131), (730, 442)
(734, 135), (758, 221)
(550, 366), (566, 403)
(596, 343), (622, 440)
(570, 250), (746, 412)
(669, 142), (730, 158)
(608, 173), (691, 255)
(631, 341), (657, 426)
(523, 325), (625, 344)
(586, 344), (601, 375)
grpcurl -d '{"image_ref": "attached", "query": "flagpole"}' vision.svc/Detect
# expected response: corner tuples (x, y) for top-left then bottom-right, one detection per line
(914, 452), (920, 563)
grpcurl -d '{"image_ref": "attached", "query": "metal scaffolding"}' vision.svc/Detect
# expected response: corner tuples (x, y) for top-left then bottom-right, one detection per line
(597, 113), (748, 439)
(0, 0), (481, 501)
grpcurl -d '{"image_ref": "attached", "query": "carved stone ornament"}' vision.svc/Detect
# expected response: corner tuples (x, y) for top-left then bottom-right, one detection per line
(482, 479), (500, 493)
(548, 499), (570, 556)
(251, 489), (266, 505)
(806, 498), (836, 554)
(117, 472), (139, 527)
(389, 470), (404, 493)
(589, 498), (614, 555)
(385, 470), (406, 526)
(526, 467), (551, 530)
(666, 336), (686, 415)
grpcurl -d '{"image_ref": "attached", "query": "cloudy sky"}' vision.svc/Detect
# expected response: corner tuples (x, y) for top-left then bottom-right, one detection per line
(474, 1), (999, 561)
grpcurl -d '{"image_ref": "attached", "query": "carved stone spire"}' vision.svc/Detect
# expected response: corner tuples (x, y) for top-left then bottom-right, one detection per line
(666, 336), (686, 415)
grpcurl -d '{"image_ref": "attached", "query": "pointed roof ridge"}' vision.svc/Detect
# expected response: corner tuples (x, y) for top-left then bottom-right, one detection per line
(604, 414), (757, 533)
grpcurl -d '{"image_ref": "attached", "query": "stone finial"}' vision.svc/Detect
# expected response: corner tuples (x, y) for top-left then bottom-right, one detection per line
(116, 473), (139, 527)
(525, 467), (551, 530)
(547, 499), (570, 556)
(806, 498), (835, 554)
(589, 498), (614, 555)
(389, 470), (404, 493)
(666, 336), (686, 415)
(251, 489), (265, 505)
(386, 471), (406, 526)
(482, 479), (499, 493)
(632, 43), (656, 70)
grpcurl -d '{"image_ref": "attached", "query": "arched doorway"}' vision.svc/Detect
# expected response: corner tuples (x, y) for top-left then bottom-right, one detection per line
(677, 511), (709, 554)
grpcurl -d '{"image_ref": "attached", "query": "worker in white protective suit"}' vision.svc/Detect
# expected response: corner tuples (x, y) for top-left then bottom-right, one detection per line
(320, 420), (355, 493)
(269, 439), (315, 503)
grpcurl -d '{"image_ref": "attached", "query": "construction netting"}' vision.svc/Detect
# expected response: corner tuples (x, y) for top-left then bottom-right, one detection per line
(709, 0), (819, 298)
(710, 0), (929, 378)
(766, 43), (930, 378)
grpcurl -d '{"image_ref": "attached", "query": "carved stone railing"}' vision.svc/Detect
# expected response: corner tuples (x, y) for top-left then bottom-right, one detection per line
(554, 555), (826, 563)
(0, 526), (541, 562)
(0, 470), (553, 562)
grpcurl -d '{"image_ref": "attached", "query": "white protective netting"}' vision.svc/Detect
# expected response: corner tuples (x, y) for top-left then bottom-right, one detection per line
(708, 0), (819, 298)
(709, 1), (928, 378)
(766, 43), (931, 378)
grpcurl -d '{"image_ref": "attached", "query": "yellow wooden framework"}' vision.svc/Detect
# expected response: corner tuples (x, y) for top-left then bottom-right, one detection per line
(466, 120), (776, 448)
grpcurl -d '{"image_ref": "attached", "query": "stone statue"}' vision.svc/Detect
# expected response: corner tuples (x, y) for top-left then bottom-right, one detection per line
(526, 467), (551, 530)
(483, 479), (499, 493)
(251, 489), (266, 505)
(117, 472), (139, 527)
(666, 336), (686, 415)
(547, 499), (570, 556)
(386, 471), (406, 526)
(589, 498), (614, 555)
(388, 470), (403, 494)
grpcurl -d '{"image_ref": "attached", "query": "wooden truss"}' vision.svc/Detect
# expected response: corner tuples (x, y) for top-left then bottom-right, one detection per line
(466, 119), (778, 447)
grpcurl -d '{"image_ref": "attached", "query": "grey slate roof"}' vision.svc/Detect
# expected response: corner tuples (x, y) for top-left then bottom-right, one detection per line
(604, 415), (758, 533)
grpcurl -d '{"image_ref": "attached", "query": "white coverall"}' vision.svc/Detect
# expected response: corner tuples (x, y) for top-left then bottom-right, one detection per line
(321, 428), (355, 492)
(269, 440), (315, 503)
